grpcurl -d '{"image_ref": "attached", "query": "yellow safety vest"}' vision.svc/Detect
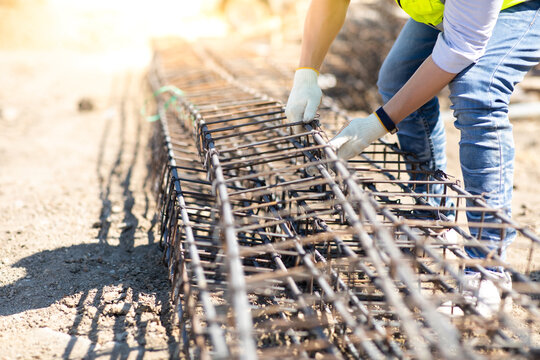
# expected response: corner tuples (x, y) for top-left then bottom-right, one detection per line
(395, 0), (525, 28)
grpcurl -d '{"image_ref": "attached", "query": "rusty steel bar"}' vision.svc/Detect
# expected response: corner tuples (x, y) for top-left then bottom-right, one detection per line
(150, 39), (540, 359)
(162, 111), (229, 357)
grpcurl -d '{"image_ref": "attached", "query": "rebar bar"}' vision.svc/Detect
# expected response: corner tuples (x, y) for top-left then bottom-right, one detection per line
(150, 38), (540, 360)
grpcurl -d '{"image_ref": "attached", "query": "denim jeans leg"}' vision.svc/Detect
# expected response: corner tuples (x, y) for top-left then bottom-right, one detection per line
(378, 19), (449, 215)
(448, 1), (540, 260)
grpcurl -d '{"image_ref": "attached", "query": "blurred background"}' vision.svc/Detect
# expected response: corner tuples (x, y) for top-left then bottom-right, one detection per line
(0, 0), (302, 50)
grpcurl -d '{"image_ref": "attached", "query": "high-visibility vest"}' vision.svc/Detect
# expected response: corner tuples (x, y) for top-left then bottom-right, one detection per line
(395, 0), (525, 28)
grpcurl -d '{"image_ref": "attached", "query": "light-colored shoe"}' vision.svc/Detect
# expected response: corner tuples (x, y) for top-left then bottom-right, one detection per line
(439, 228), (459, 243)
(463, 272), (501, 317)
(438, 271), (512, 317)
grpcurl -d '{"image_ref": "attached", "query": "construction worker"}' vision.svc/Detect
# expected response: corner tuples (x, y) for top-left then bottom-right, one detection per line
(286, 0), (540, 316)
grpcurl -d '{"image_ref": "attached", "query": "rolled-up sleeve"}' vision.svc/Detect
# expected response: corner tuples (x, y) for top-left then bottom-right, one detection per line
(432, 0), (503, 73)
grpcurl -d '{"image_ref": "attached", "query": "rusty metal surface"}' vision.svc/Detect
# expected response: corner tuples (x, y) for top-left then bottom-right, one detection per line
(149, 39), (540, 360)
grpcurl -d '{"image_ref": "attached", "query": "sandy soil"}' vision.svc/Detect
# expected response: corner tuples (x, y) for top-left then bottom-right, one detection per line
(0, 50), (180, 358)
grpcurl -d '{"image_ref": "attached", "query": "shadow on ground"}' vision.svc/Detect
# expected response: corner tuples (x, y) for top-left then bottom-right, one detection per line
(0, 72), (178, 358)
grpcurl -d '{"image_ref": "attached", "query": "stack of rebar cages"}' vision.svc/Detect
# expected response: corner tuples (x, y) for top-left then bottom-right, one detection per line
(149, 38), (540, 359)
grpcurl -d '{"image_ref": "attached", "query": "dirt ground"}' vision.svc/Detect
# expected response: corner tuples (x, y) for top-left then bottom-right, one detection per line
(0, 49), (183, 358)
(0, 1), (539, 359)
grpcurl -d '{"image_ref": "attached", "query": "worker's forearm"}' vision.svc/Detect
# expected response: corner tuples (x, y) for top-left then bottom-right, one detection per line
(299, 0), (350, 71)
(382, 55), (456, 124)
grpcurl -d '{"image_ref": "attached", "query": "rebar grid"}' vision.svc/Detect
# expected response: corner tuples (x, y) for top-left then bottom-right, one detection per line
(149, 39), (540, 359)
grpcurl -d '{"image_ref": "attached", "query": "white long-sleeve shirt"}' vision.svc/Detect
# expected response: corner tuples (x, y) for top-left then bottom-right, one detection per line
(431, 0), (508, 73)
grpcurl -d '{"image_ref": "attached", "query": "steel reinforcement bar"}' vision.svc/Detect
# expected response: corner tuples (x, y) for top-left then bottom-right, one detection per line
(150, 39), (540, 359)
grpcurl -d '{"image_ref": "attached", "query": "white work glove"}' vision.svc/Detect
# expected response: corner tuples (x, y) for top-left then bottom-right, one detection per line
(285, 68), (322, 131)
(329, 113), (388, 160)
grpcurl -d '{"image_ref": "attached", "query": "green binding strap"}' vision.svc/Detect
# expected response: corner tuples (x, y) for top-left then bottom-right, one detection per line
(141, 85), (185, 122)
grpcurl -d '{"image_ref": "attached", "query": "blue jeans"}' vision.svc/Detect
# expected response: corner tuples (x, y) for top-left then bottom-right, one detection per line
(377, 1), (540, 260)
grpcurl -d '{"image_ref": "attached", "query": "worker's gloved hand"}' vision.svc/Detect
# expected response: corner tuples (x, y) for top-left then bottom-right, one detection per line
(285, 68), (322, 132)
(329, 113), (388, 160)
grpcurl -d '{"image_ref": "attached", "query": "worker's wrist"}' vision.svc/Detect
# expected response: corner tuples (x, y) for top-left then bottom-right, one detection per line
(293, 68), (320, 88)
(296, 67), (319, 76)
(374, 107), (398, 134)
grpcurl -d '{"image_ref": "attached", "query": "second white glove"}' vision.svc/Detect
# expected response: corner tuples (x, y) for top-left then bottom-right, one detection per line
(329, 113), (388, 160)
(285, 68), (322, 127)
